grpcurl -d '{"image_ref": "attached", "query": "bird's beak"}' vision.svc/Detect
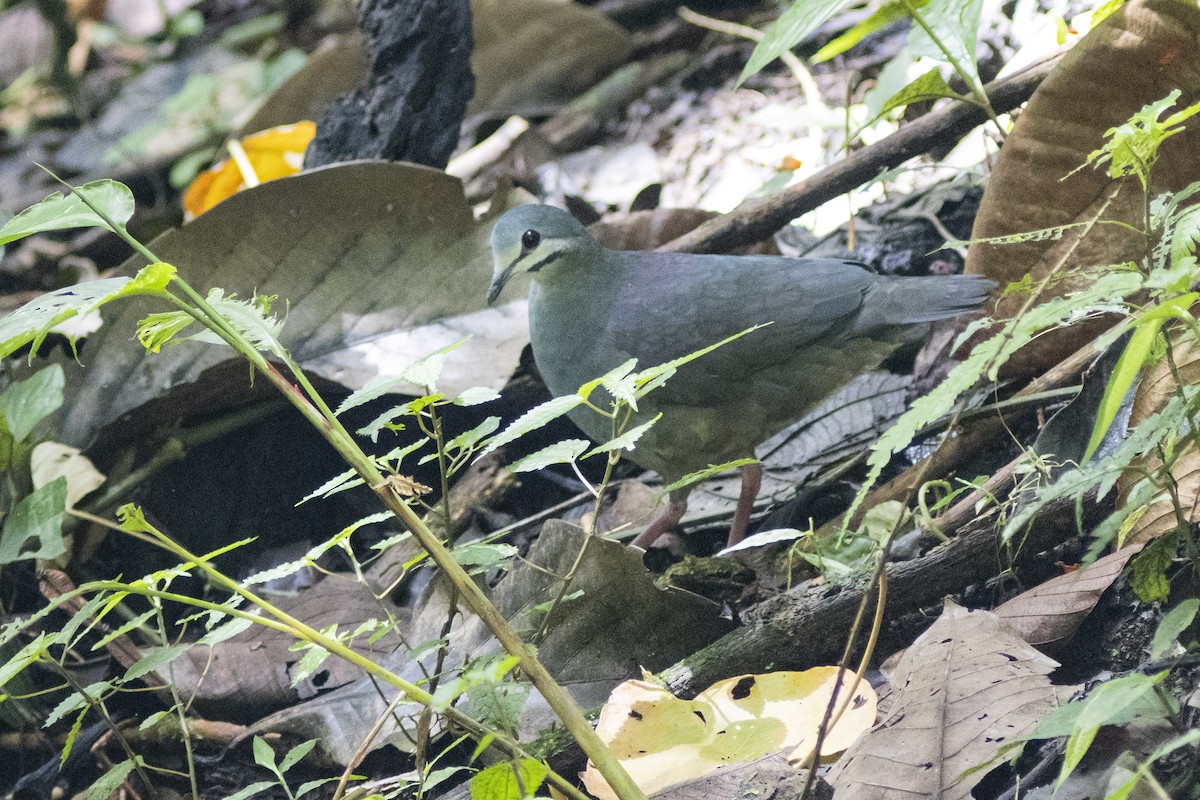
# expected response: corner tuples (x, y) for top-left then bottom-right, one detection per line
(487, 264), (515, 305)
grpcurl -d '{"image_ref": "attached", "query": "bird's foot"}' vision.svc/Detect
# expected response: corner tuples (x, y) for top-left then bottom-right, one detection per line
(631, 498), (688, 549)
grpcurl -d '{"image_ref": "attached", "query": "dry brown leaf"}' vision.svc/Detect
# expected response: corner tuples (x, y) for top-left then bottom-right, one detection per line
(994, 545), (1142, 648)
(827, 600), (1064, 799)
(963, 0), (1200, 378)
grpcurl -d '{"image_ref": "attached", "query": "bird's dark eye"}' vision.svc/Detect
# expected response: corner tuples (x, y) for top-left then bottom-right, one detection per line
(521, 229), (541, 250)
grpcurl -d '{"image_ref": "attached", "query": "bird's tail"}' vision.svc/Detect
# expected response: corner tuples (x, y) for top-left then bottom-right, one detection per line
(859, 273), (995, 329)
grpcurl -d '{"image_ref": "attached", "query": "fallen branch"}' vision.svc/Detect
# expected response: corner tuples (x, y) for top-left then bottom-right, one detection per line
(661, 53), (1063, 254)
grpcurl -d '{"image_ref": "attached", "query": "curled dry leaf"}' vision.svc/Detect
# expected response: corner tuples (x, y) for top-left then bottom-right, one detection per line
(962, 0), (1200, 378)
(581, 668), (876, 800)
(30, 442), (105, 508)
(827, 600), (1066, 800)
(994, 545), (1143, 648)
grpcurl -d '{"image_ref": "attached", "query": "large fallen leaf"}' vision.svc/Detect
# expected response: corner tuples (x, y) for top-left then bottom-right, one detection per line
(994, 545), (1142, 649)
(581, 668), (876, 800)
(963, 0), (1200, 378)
(827, 600), (1067, 799)
(48, 161), (526, 448)
(242, 521), (733, 764)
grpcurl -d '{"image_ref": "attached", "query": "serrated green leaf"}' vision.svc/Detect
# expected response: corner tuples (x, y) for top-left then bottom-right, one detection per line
(336, 341), (468, 415)
(85, 757), (142, 800)
(448, 416), (501, 455)
(289, 645), (331, 687)
(454, 387), (501, 406)
(469, 759), (548, 800)
(662, 458), (758, 494)
(506, 439), (589, 472)
(124, 645), (188, 681)
(453, 543), (517, 569)
(1151, 599), (1199, 658)
(138, 710), (170, 731)
(480, 395), (585, 457)
(739, 0), (847, 83)
(189, 290), (286, 356)
(0, 365), (64, 442)
(0, 477), (66, 563)
(584, 414), (660, 459)
(0, 180), (135, 246)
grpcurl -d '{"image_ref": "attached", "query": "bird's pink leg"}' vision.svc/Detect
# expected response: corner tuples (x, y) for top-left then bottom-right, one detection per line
(727, 462), (764, 547)
(631, 496), (688, 549)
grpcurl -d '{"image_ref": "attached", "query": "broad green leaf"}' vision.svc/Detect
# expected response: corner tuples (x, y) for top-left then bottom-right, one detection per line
(812, 0), (919, 62)
(1082, 320), (1161, 465)
(0, 180), (135, 246)
(506, 439), (589, 472)
(0, 262), (174, 361)
(1, 365), (64, 442)
(85, 757), (142, 800)
(739, 0), (849, 83)
(279, 739), (319, 773)
(0, 477), (67, 563)
(469, 759), (548, 800)
(1150, 599), (1199, 658)
(252, 735), (279, 771)
(1132, 530), (1178, 603)
(1059, 672), (1169, 787)
(875, 68), (964, 118)
(138, 710), (169, 731)
(584, 414), (661, 458)
(907, 0), (985, 99)
(480, 395), (585, 457)
(662, 458), (758, 494)
(1106, 729), (1200, 800)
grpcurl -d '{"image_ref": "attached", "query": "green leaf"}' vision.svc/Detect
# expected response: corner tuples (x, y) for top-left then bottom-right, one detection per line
(85, 758), (142, 800)
(223, 781), (276, 800)
(506, 439), (589, 473)
(0, 477), (67, 563)
(1084, 295), (1196, 464)
(469, 760), (548, 800)
(907, 0), (985, 99)
(0, 365), (64, 442)
(480, 395), (585, 457)
(1151, 598), (1199, 658)
(454, 387), (502, 406)
(812, 0), (919, 62)
(1131, 529), (1178, 603)
(252, 735), (279, 771)
(584, 414), (661, 458)
(635, 324), (769, 398)
(447, 416), (501, 455)
(289, 645), (331, 687)
(0, 180), (135, 246)
(136, 310), (196, 353)
(739, 0), (849, 83)
(1058, 672), (1170, 787)
(1086, 90), (1200, 187)
(138, 710), (170, 731)
(279, 739), (319, 773)
(191, 290), (286, 356)
(662, 458), (758, 494)
(876, 68), (964, 117)
(296, 778), (344, 798)
(452, 542), (517, 569)
(124, 645), (189, 681)
(0, 633), (46, 691)
(1106, 729), (1200, 800)
(336, 340), (468, 414)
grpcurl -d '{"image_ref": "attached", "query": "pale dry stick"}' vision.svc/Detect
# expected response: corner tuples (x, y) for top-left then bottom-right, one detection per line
(446, 116), (530, 180)
(677, 6), (823, 109)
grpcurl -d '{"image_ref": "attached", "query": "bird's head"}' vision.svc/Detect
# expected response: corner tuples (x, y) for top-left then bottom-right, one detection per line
(487, 205), (599, 304)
